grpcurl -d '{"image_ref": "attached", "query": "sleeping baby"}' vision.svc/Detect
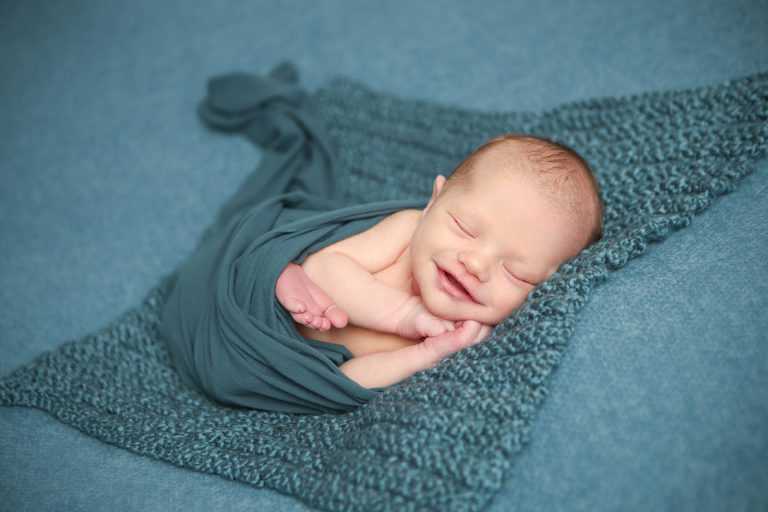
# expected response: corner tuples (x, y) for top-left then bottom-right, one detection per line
(276, 134), (603, 389)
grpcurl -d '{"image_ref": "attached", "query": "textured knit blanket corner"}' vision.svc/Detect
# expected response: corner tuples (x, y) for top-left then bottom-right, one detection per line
(2, 70), (766, 512)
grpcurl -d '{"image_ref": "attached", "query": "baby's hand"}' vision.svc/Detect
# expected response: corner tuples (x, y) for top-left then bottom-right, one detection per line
(276, 262), (348, 331)
(392, 296), (456, 339)
(418, 319), (492, 365)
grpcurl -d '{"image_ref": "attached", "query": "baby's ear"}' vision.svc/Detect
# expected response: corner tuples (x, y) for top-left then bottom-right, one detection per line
(423, 175), (447, 214)
(431, 175), (447, 198)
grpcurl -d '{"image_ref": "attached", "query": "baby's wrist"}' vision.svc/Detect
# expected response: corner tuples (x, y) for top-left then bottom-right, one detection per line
(384, 296), (420, 335)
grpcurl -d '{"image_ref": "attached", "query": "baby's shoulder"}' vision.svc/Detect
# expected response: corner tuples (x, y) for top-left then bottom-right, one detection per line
(372, 208), (420, 239)
(316, 208), (418, 251)
(384, 208), (421, 227)
(307, 208), (419, 273)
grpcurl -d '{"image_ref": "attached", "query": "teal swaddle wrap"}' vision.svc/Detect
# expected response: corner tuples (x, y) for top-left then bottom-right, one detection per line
(161, 62), (424, 413)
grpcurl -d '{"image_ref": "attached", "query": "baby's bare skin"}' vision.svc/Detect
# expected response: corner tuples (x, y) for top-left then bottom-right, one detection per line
(276, 138), (598, 389)
(279, 245), (468, 357)
(277, 209), (474, 354)
(276, 262), (348, 332)
(276, 207), (490, 388)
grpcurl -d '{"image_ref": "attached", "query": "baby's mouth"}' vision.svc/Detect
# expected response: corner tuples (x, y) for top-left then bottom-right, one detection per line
(446, 272), (469, 295)
(438, 266), (478, 303)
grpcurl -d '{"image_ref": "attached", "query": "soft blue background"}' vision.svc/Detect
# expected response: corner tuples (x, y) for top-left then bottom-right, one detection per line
(1, 1), (766, 510)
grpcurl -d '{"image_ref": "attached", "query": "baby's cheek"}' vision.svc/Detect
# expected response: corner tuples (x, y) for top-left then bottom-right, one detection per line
(480, 294), (521, 324)
(420, 290), (458, 321)
(502, 293), (528, 318)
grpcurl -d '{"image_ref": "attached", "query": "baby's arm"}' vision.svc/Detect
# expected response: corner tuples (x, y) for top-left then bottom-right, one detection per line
(339, 320), (492, 388)
(300, 211), (453, 339)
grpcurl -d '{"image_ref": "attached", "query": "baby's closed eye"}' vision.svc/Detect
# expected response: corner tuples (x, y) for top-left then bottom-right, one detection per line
(449, 214), (474, 238)
(501, 265), (536, 286)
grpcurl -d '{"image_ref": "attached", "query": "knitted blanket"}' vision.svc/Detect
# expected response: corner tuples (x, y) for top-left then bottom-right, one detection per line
(2, 67), (766, 512)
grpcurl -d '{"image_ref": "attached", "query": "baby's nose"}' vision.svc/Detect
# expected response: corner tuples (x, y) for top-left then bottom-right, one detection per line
(458, 251), (490, 281)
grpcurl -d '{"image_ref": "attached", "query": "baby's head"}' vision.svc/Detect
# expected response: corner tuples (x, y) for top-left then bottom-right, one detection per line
(410, 134), (604, 324)
(442, 134), (603, 248)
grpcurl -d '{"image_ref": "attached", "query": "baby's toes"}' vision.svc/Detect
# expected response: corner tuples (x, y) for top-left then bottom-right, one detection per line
(308, 315), (325, 330)
(292, 311), (313, 326)
(282, 298), (306, 314)
(324, 305), (348, 329)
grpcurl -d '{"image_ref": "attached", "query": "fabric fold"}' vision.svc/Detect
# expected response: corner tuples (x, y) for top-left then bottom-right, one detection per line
(163, 62), (425, 413)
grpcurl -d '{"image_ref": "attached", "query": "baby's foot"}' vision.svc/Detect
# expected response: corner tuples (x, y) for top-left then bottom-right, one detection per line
(275, 262), (348, 331)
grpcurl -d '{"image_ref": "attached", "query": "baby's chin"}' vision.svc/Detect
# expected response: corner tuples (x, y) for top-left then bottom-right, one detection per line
(422, 292), (507, 325)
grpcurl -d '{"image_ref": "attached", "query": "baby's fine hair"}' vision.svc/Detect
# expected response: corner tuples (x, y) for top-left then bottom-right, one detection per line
(446, 133), (604, 248)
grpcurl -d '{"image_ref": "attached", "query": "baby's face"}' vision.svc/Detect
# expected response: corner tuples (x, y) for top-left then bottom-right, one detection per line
(409, 165), (584, 325)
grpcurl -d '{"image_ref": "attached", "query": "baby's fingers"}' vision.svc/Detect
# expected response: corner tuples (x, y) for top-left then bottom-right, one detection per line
(422, 320), (490, 357)
(419, 329), (469, 364)
(458, 320), (493, 346)
(475, 323), (493, 343)
(420, 317), (449, 338)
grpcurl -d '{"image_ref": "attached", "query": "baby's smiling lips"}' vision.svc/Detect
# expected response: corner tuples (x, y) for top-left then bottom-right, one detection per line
(437, 265), (480, 304)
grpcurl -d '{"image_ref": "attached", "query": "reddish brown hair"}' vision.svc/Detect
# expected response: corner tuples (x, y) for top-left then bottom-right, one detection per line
(445, 134), (604, 248)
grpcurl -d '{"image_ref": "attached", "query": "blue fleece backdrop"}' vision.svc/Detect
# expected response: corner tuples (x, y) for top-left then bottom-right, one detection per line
(1, 1), (767, 511)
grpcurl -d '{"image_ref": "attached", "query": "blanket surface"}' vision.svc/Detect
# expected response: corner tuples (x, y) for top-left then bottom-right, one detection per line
(1, 64), (766, 512)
